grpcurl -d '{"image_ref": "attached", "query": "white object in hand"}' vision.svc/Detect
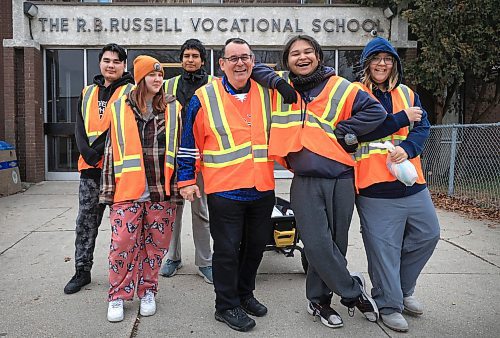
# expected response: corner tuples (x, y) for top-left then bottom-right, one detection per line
(369, 141), (418, 186)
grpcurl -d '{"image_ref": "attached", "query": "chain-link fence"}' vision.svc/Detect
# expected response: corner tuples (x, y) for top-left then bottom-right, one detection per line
(421, 123), (500, 210)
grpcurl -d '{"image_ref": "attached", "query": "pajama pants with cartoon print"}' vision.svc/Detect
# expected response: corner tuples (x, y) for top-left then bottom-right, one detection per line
(108, 200), (176, 301)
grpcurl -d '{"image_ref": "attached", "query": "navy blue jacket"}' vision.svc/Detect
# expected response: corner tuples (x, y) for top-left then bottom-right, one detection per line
(357, 37), (429, 198)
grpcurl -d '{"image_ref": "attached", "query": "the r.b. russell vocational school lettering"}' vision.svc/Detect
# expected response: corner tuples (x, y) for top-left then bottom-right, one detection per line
(37, 17), (384, 34)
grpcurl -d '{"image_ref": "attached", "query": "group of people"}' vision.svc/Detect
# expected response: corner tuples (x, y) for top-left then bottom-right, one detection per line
(63, 34), (440, 334)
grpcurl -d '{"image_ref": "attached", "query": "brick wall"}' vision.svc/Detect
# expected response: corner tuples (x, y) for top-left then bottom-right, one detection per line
(0, 0), (13, 142)
(14, 48), (45, 183)
(15, 49), (26, 180)
(4, 46), (45, 183)
(3, 48), (16, 146)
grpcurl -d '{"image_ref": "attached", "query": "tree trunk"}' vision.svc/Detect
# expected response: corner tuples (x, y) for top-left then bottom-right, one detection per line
(469, 75), (500, 123)
(435, 98), (445, 124)
(469, 81), (488, 123)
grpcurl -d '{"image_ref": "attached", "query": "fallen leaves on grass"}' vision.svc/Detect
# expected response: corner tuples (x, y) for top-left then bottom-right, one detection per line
(431, 192), (500, 225)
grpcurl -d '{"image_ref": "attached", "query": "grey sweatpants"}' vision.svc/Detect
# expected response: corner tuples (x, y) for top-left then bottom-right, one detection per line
(166, 174), (212, 267)
(291, 175), (362, 305)
(356, 188), (440, 315)
(74, 176), (105, 271)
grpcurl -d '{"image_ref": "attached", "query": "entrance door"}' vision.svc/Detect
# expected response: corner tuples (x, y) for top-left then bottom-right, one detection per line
(45, 49), (83, 180)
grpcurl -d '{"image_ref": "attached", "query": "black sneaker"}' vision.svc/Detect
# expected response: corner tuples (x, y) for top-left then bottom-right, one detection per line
(307, 302), (343, 328)
(340, 272), (379, 322)
(241, 297), (268, 317)
(215, 306), (256, 332)
(64, 270), (91, 294)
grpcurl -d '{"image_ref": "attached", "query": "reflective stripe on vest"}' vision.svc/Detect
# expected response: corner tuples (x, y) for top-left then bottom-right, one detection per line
(165, 100), (181, 170)
(353, 83), (425, 189)
(81, 85), (99, 144)
(164, 75), (215, 96)
(110, 98), (142, 178)
(354, 134), (408, 161)
(275, 71), (293, 114)
(272, 76), (355, 139)
(82, 83), (134, 144)
(323, 78), (352, 123)
(163, 76), (181, 96)
(397, 84), (412, 109)
(397, 84), (413, 130)
(199, 81), (271, 167)
(256, 84), (272, 143)
(353, 84), (413, 161)
(111, 97), (180, 176)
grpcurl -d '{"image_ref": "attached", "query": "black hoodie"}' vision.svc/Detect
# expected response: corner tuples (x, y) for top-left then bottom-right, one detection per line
(75, 72), (135, 179)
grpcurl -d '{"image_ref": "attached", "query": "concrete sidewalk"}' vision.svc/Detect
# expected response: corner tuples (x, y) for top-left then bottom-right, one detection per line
(0, 181), (499, 337)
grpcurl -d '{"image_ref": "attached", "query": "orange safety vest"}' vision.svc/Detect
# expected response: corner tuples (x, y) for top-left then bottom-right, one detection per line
(353, 83), (426, 190)
(108, 94), (181, 203)
(194, 78), (274, 194)
(77, 83), (134, 171)
(269, 72), (359, 167)
(163, 75), (214, 96)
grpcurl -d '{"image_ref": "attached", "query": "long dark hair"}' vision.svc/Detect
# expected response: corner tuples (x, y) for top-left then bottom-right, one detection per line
(282, 35), (323, 70)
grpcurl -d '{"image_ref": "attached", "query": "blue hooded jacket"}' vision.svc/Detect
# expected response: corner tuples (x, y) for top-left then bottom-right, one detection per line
(357, 37), (430, 198)
(360, 37), (403, 87)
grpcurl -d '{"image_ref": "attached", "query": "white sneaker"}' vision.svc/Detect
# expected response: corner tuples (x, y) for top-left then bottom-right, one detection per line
(403, 296), (424, 316)
(140, 291), (156, 316)
(381, 312), (409, 332)
(107, 299), (124, 322)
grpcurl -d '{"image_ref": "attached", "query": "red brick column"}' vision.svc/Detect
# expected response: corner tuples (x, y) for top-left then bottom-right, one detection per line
(0, 0), (13, 142)
(2, 48), (16, 145)
(21, 47), (45, 183)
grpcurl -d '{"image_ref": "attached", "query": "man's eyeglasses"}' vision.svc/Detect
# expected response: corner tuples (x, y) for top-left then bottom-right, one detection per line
(370, 56), (394, 65)
(222, 54), (254, 64)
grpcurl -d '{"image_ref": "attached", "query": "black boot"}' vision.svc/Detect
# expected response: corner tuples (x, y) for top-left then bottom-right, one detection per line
(64, 269), (91, 294)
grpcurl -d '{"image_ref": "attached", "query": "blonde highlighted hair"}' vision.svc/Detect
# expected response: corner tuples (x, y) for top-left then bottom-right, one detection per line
(360, 54), (399, 92)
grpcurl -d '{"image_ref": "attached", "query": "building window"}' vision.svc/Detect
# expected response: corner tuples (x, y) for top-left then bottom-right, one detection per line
(86, 49), (101, 85)
(45, 49), (84, 172)
(338, 50), (362, 82)
(46, 50), (83, 124)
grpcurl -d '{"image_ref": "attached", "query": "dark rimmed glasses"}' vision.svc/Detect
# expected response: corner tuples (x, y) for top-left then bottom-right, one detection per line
(370, 56), (394, 65)
(222, 54), (254, 64)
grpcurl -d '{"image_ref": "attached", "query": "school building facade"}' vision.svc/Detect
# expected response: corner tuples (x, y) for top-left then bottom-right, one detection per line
(1, 0), (416, 182)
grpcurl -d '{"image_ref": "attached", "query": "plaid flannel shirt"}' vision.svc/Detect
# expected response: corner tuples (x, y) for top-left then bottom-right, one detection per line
(99, 94), (183, 205)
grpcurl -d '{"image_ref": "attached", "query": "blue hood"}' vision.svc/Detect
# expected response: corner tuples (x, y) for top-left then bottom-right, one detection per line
(360, 37), (403, 86)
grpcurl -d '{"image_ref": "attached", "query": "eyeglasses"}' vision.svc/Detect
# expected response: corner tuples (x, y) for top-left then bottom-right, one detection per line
(370, 56), (394, 65)
(222, 54), (254, 64)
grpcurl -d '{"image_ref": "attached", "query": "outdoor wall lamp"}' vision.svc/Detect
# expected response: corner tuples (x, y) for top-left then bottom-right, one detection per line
(23, 1), (39, 39)
(23, 1), (38, 19)
(383, 7), (395, 19)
